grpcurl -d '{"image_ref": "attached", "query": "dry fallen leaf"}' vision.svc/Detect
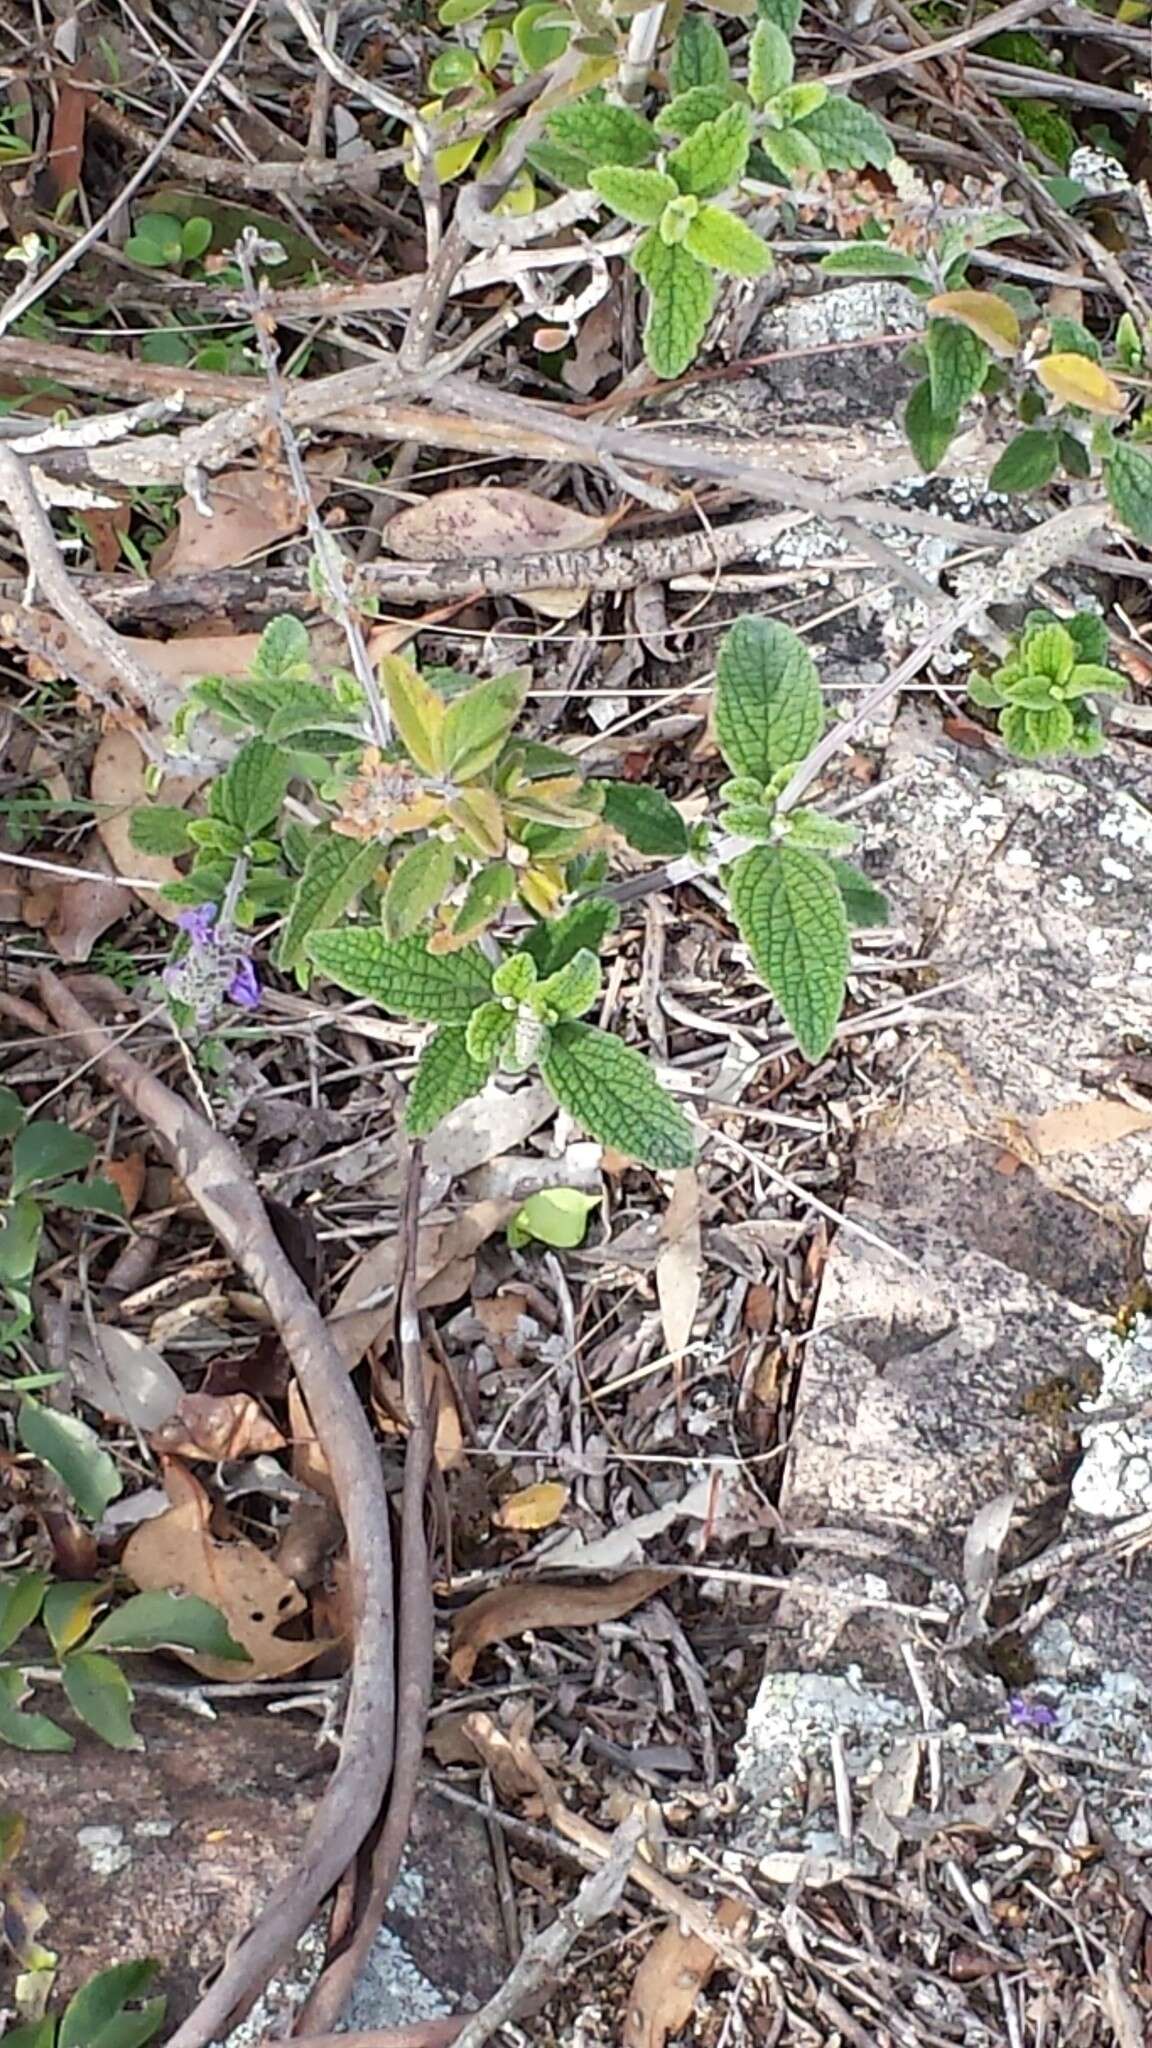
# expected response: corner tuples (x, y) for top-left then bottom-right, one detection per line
(90, 728), (195, 915)
(655, 1167), (702, 1363)
(1023, 1097), (1152, 1159)
(20, 834), (133, 963)
(68, 1323), (183, 1434)
(624, 1898), (751, 2048)
(382, 485), (612, 622)
(330, 1196), (516, 1370)
(494, 1481), (570, 1533)
(152, 1392), (286, 1462)
(156, 457), (342, 575)
(449, 1567), (675, 1682)
(103, 1152), (147, 1217)
(122, 1463), (331, 1680)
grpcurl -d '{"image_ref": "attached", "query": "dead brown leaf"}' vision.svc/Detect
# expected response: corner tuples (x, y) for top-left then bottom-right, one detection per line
(624, 1898), (751, 2048)
(382, 485), (611, 622)
(655, 1167), (702, 1362)
(449, 1568), (676, 1683)
(330, 1196), (516, 1370)
(156, 457), (342, 575)
(20, 834), (132, 963)
(1023, 1097), (1152, 1159)
(45, 65), (88, 206)
(288, 1379), (335, 1501)
(152, 1392), (286, 1462)
(90, 727), (196, 915)
(122, 1462), (331, 1679)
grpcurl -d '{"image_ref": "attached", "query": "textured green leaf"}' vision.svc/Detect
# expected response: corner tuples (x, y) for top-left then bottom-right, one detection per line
(668, 102), (751, 198)
(493, 952), (538, 1002)
(926, 317), (988, 417)
(59, 1961), (165, 2048)
(820, 242), (929, 282)
(598, 780), (689, 856)
(407, 1027), (491, 1137)
(683, 204), (772, 277)
(670, 13), (731, 93)
(793, 93), (892, 170)
(129, 807), (192, 856)
(43, 1581), (106, 1656)
(1059, 609), (1109, 666)
(307, 930), (492, 1020)
(87, 1591), (247, 1660)
(537, 947), (601, 1020)
(0, 1572), (48, 1654)
(728, 844), (849, 1059)
(11, 1122), (95, 1194)
(522, 896), (619, 974)
(0, 1670), (72, 1752)
(275, 833), (382, 980)
(211, 738), (291, 839)
(0, 1086), (23, 1138)
(61, 1654), (141, 1752)
(714, 616), (823, 780)
(758, 126), (822, 178)
(449, 861), (516, 941)
(1106, 440), (1152, 543)
(1001, 702), (1074, 758)
(772, 82), (827, 124)
(655, 86), (735, 138)
(748, 18), (792, 103)
(786, 808), (857, 853)
(826, 857), (889, 929)
(542, 1023), (695, 1169)
(440, 671), (528, 780)
(632, 232), (715, 379)
(1057, 428), (1091, 478)
(590, 164), (678, 225)
(937, 212), (1020, 284)
(756, 0), (801, 34)
(383, 839), (456, 941)
(904, 378), (958, 473)
(1048, 314), (1100, 362)
(546, 99), (658, 167)
(989, 428), (1059, 493)
(508, 1188), (600, 1249)
(18, 1399), (122, 1521)
(465, 1001), (515, 1067)
(251, 615), (312, 682)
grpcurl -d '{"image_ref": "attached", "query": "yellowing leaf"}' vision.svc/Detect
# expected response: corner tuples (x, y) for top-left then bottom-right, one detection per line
(493, 1481), (570, 1531)
(379, 653), (445, 775)
(925, 289), (1020, 358)
(1036, 352), (1126, 416)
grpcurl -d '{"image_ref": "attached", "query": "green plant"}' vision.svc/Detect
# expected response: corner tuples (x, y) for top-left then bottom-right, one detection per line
(123, 210), (213, 271)
(0, 1578), (246, 1752)
(0, 1094), (123, 1350)
(967, 609), (1126, 760)
(5, 1956), (166, 2048)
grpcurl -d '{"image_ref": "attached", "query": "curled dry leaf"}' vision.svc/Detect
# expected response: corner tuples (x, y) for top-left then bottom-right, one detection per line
(122, 1461), (332, 1680)
(69, 1322), (183, 1434)
(493, 1480), (570, 1533)
(20, 833), (133, 963)
(624, 1898), (751, 2048)
(382, 485), (612, 622)
(152, 1392), (286, 1462)
(449, 1567), (676, 1683)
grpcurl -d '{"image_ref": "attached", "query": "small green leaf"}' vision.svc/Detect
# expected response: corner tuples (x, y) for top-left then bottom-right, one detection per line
(11, 1122), (96, 1195)
(449, 861), (516, 941)
(757, 126), (822, 179)
(307, 930), (492, 1020)
(546, 100), (658, 167)
(668, 102), (751, 199)
(714, 616), (823, 780)
(1061, 609), (1109, 665)
(275, 833), (383, 981)
(632, 232), (715, 380)
(670, 13), (731, 93)
(820, 242), (929, 282)
(771, 82), (827, 125)
(508, 1187), (600, 1249)
(826, 857), (890, 929)
(1048, 314), (1100, 363)
(465, 1001), (515, 1067)
(0, 1670), (72, 1753)
(598, 780), (689, 856)
(1105, 440), (1152, 543)
(937, 212), (1021, 283)
(86, 1591), (247, 1661)
(655, 86), (735, 138)
(1115, 311), (1143, 371)
(756, 0), (801, 34)
(748, 19), (793, 103)
(59, 1960), (165, 2048)
(440, 670), (528, 780)
(683, 204), (772, 277)
(492, 952), (537, 1001)
(45, 1178), (125, 1219)
(989, 427), (1059, 493)
(1001, 701), (1075, 758)
(793, 94), (892, 170)
(522, 896), (619, 975)
(253, 615), (312, 682)
(181, 216), (213, 261)
(407, 1026), (492, 1137)
(785, 808), (857, 852)
(0, 1572), (49, 1654)
(128, 807), (192, 856)
(61, 1654), (142, 1752)
(383, 840), (456, 942)
(211, 738), (291, 840)
(1057, 428), (1091, 479)
(0, 1197), (42, 1294)
(926, 317), (989, 417)
(18, 1399), (122, 1521)
(904, 378), (958, 473)
(537, 947), (601, 1020)
(728, 843), (849, 1060)
(590, 165), (678, 226)
(0, 1086), (24, 1138)
(43, 1581), (107, 1657)
(513, 1), (569, 68)
(542, 1024), (695, 1169)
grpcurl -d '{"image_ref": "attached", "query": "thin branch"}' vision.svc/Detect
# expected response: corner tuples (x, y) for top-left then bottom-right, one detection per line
(34, 975), (397, 2048)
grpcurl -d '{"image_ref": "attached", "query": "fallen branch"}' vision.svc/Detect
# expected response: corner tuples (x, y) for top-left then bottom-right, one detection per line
(34, 974), (397, 2048)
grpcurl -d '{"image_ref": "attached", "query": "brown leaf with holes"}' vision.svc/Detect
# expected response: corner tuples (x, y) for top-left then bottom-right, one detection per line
(624, 1899), (752, 2048)
(20, 834), (133, 963)
(122, 1462), (331, 1680)
(152, 1392), (286, 1462)
(449, 1568), (676, 1683)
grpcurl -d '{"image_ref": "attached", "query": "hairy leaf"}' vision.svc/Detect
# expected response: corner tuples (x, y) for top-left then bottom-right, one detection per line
(465, 1000), (515, 1067)
(275, 833), (382, 981)
(670, 13), (731, 92)
(937, 211), (1020, 283)
(383, 839), (456, 941)
(589, 164), (678, 225)
(632, 232), (715, 379)
(380, 654), (446, 773)
(826, 857), (890, 929)
(654, 85), (735, 137)
(61, 1653), (141, 1752)
(18, 1398), (122, 1520)
(794, 94), (892, 170)
(1036, 351), (1125, 415)
(926, 288), (1020, 356)
(714, 615), (823, 779)
(308, 929), (492, 1019)
(542, 1023), (695, 1169)
(445, 860), (516, 943)
(758, 125), (822, 178)
(1106, 440), (1152, 543)
(597, 780), (689, 856)
(820, 242), (929, 282)
(668, 102), (751, 198)
(988, 427), (1059, 493)
(926, 317), (988, 417)
(129, 807), (193, 856)
(253, 614), (311, 682)
(904, 378), (958, 473)
(748, 18), (792, 103)
(407, 1027), (491, 1136)
(728, 844), (849, 1060)
(683, 204), (772, 276)
(546, 99), (657, 167)
(537, 947), (601, 1020)
(441, 670), (528, 780)
(211, 738), (291, 840)
(756, 0), (801, 33)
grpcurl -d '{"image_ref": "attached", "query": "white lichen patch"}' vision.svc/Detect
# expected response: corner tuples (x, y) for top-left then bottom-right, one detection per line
(735, 1669), (915, 1846)
(1072, 1317), (1152, 1520)
(1099, 792), (1152, 855)
(76, 1825), (133, 1877)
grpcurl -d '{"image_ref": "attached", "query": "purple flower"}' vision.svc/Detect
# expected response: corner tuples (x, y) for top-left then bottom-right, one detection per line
(177, 903), (218, 946)
(226, 954), (261, 1010)
(1007, 1695), (1058, 1732)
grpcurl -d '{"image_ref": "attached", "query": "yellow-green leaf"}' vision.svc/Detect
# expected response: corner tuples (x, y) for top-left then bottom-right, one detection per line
(926, 289), (1020, 357)
(493, 1480), (571, 1528)
(1036, 352), (1125, 416)
(379, 655), (446, 774)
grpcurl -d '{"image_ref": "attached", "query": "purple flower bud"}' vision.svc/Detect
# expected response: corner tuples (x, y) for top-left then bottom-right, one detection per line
(177, 903), (218, 947)
(226, 954), (261, 1010)
(1007, 1695), (1058, 1731)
